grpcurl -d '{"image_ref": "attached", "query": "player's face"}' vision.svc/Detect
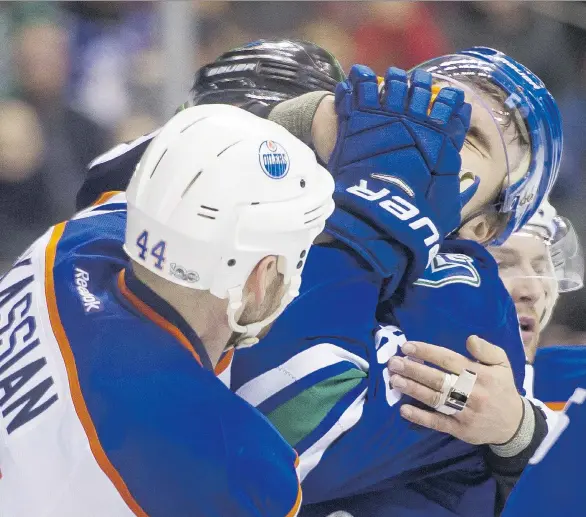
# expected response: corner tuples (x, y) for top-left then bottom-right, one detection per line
(459, 91), (530, 223)
(489, 235), (555, 361)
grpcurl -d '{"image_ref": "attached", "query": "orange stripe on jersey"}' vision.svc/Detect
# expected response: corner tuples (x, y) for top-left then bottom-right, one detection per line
(90, 190), (123, 207)
(284, 452), (302, 517)
(45, 223), (149, 517)
(545, 401), (566, 411)
(117, 270), (203, 367)
(286, 482), (302, 517)
(215, 348), (234, 376)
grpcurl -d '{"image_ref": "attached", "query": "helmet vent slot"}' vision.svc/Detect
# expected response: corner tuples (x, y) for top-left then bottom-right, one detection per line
(304, 202), (329, 225)
(180, 116), (209, 133)
(217, 139), (243, 157)
(150, 149), (167, 178)
(197, 213), (216, 220)
(181, 169), (203, 197)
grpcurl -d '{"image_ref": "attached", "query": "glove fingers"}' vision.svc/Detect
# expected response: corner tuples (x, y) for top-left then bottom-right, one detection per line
(425, 175), (462, 234)
(334, 81), (353, 118)
(383, 67), (408, 113)
(348, 64), (380, 110)
(441, 101), (472, 151)
(429, 87), (465, 125)
(407, 69), (433, 120)
(454, 101), (472, 138)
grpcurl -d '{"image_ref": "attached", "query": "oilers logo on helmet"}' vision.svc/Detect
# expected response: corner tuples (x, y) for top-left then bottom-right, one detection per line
(259, 140), (290, 179)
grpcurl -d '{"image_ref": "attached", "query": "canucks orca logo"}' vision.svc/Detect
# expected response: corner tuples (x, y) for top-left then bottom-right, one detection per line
(259, 140), (290, 179)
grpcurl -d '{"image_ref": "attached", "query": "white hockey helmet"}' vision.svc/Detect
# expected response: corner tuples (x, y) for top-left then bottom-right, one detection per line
(499, 199), (584, 327)
(125, 104), (335, 341)
(519, 199), (584, 293)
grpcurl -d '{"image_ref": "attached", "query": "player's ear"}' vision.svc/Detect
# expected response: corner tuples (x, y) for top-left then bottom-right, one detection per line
(245, 256), (279, 307)
(458, 214), (493, 243)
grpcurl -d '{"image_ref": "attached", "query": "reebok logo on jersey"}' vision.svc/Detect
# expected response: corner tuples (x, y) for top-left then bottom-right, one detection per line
(74, 268), (102, 313)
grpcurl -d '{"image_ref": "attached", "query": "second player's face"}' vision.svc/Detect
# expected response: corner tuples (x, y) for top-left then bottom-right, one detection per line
(489, 235), (556, 361)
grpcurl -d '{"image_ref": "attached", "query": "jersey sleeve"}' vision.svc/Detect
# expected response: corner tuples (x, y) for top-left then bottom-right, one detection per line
(533, 345), (586, 409)
(59, 319), (302, 517)
(76, 133), (157, 210)
(93, 359), (302, 517)
(502, 388), (586, 517)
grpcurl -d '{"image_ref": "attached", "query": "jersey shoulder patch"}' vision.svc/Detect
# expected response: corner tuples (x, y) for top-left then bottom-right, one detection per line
(414, 252), (481, 288)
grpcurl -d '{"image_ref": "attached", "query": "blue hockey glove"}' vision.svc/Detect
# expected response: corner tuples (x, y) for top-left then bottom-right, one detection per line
(326, 65), (475, 290)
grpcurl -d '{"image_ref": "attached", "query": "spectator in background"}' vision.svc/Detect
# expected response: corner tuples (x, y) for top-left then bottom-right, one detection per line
(348, 2), (449, 73)
(437, 1), (574, 96)
(0, 100), (48, 271)
(63, 1), (160, 128)
(0, 8), (111, 270)
(13, 19), (110, 221)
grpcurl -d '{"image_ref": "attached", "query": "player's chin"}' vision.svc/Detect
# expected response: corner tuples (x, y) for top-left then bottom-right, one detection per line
(521, 330), (539, 363)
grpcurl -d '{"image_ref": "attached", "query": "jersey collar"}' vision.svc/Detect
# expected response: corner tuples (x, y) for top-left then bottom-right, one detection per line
(117, 268), (213, 371)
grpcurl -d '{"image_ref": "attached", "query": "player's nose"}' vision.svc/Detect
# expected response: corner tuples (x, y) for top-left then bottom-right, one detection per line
(512, 276), (542, 306)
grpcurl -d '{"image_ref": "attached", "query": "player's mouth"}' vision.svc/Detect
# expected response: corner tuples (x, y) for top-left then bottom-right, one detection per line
(518, 315), (537, 345)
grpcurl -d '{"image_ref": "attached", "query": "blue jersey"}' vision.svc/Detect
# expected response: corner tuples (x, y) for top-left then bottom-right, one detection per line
(300, 474), (496, 517)
(533, 345), (586, 411)
(230, 238), (526, 515)
(383, 239), (526, 390)
(77, 132), (158, 209)
(0, 194), (301, 517)
(502, 388), (586, 517)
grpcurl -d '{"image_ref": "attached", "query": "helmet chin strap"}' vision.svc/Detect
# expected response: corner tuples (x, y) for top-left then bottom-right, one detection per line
(226, 275), (302, 347)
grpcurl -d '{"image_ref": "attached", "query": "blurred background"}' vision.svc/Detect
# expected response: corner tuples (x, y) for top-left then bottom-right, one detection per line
(0, 0), (585, 346)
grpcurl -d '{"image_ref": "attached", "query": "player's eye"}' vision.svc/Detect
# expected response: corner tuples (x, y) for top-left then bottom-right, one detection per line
(464, 140), (481, 154)
(464, 138), (486, 158)
(532, 261), (549, 275)
(495, 257), (512, 269)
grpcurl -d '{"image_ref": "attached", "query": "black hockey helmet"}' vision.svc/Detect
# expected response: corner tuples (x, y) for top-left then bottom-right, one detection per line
(189, 39), (346, 106)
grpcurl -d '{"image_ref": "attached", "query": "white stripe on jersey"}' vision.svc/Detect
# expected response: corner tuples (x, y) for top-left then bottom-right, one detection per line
(87, 130), (160, 170)
(235, 343), (369, 408)
(73, 193), (128, 221)
(298, 388), (367, 482)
